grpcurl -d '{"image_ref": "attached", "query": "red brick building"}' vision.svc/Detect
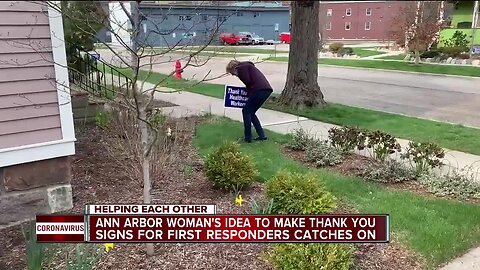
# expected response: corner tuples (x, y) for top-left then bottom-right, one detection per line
(319, 1), (407, 42)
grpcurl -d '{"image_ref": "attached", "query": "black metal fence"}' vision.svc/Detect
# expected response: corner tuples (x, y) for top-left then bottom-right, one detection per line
(68, 46), (133, 99)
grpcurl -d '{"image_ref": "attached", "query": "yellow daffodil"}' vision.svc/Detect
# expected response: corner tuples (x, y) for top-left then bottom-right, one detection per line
(104, 243), (115, 252)
(235, 194), (243, 206)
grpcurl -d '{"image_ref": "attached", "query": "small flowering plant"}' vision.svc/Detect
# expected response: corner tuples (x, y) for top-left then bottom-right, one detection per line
(400, 141), (445, 176)
(104, 243), (115, 252)
(235, 194), (243, 206)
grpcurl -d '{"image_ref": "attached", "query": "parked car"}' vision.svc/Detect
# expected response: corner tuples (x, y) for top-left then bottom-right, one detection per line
(251, 33), (265, 45)
(238, 32), (253, 45)
(280, 32), (290, 44)
(219, 33), (240, 45)
(219, 32), (252, 45)
(239, 32), (264, 45)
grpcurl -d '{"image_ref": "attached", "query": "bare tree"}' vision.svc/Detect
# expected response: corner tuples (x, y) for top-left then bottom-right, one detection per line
(390, 1), (445, 64)
(28, 0), (241, 256)
(279, 0), (325, 108)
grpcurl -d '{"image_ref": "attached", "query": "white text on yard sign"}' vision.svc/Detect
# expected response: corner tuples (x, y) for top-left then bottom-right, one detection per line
(224, 85), (248, 108)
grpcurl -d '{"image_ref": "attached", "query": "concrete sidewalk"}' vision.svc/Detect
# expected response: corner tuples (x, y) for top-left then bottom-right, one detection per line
(149, 83), (480, 270)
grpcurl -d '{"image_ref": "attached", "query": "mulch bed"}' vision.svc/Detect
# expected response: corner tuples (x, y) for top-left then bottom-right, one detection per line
(93, 117), (271, 270)
(1, 117), (435, 270)
(0, 117), (271, 270)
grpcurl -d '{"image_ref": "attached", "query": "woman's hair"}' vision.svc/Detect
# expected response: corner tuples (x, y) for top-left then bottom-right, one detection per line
(226, 60), (240, 74)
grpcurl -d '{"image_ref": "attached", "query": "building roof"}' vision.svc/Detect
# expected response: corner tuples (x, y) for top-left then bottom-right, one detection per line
(139, 1), (289, 11)
(231, 1), (284, 8)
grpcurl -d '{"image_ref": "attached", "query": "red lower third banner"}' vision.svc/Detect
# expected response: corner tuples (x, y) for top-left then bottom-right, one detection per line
(36, 215), (85, 242)
(88, 214), (389, 243)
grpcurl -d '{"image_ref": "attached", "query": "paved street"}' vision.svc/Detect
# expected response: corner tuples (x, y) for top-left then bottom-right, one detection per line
(100, 50), (480, 128)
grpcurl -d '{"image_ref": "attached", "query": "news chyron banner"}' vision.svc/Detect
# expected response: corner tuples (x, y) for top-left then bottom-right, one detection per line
(36, 204), (390, 243)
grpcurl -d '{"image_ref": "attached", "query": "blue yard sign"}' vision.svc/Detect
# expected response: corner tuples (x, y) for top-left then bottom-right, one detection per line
(472, 45), (480, 55)
(224, 85), (249, 108)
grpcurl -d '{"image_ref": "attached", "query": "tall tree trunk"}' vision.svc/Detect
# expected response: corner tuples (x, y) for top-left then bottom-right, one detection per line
(139, 110), (154, 256)
(130, 1), (155, 256)
(414, 49), (420, 65)
(279, 0), (325, 108)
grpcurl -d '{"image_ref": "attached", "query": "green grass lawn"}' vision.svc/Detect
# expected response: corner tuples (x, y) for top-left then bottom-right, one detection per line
(352, 48), (386, 57)
(377, 54), (407, 60)
(267, 57), (480, 77)
(194, 118), (480, 269)
(101, 66), (480, 155)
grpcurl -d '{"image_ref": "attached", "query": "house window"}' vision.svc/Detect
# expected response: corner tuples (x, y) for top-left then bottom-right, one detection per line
(253, 12), (259, 17)
(202, 15), (208, 21)
(366, 8), (372, 16)
(218, 16), (227, 22)
(346, 8), (352, 16)
(236, 12), (243, 16)
(327, 9), (332, 16)
(365, 21), (371, 30)
(345, 22), (351, 30)
(326, 21), (331, 30)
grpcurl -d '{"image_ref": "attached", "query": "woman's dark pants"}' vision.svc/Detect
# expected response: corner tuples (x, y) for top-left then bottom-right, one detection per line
(242, 89), (272, 142)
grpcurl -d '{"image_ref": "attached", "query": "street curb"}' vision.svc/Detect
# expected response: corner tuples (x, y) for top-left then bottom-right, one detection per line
(261, 59), (480, 79)
(317, 63), (480, 79)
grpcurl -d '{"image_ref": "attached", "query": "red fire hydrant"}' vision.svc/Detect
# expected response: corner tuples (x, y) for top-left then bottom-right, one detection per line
(175, 60), (182, 80)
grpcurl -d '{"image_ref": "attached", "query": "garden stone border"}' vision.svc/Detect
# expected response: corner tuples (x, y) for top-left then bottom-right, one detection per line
(407, 55), (480, 66)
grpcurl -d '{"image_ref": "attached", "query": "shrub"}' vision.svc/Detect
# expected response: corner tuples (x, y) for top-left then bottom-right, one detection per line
(266, 171), (336, 214)
(338, 47), (354, 56)
(457, 53), (470, 59)
(286, 128), (313, 151)
(443, 30), (469, 51)
(204, 141), (258, 191)
(420, 50), (440, 58)
(270, 243), (354, 270)
(328, 126), (367, 154)
(420, 170), (480, 200)
(329, 42), (344, 53)
(400, 142), (445, 177)
(305, 140), (344, 167)
(441, 46), (466, 57)
(359, 159), (416, 183)
(365, 130), (401, 162)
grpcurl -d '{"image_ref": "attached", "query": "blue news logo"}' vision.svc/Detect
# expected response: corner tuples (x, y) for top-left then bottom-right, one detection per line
(224, 85), (249, 108)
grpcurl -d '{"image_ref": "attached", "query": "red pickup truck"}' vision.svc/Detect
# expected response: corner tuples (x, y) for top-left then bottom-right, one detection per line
(219, 33), (252, 45)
